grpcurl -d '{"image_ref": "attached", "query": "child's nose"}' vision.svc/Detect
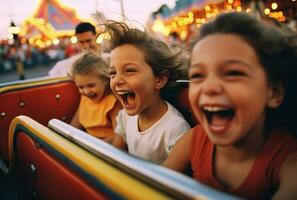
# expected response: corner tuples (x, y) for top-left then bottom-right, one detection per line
(82, 88), (91, 95)
(202, 78), (223, 96)
(112, 75), (125, 85)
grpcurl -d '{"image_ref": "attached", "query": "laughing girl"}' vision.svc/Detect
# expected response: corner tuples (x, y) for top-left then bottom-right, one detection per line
(70, 53), (122, 143)
(106, 22), (191, 164)
(164, 12), (297, 199)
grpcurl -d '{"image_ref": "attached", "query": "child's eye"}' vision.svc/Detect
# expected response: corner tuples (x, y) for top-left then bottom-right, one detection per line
(87, 83), (96, 88)
(225, 70), (246, 77)
(108, 70), (116, 78)
(189, 72), (204, 81)
(126, 67), (137, 73)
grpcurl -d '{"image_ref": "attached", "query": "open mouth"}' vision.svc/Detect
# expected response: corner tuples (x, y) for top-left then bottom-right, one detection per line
(202, 106), (235, 132)
(117, 91), (135, 107)
(86, 93), (97, 100)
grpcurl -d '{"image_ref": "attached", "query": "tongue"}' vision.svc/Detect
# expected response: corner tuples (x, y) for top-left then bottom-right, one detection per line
(210, 114), (232, 127)
(126, 94), (135, 106)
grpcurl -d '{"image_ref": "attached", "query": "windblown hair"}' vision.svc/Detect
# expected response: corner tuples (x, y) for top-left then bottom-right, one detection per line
(192, 12), (297, 134)
(72, 53), (110, 90)
(103, 21), (188, 87)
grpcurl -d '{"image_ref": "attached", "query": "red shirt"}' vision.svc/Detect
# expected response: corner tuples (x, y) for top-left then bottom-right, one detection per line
(190, 125), (297, 200)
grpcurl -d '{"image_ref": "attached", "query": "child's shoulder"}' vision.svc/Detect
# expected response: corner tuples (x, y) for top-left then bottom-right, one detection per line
(261, 129), (297, 167)
(99, 94), (118, 106)
(270, 128), (297, 144)
(165, 101), (189, 121)
(161, 102), (191, 130)
(116, 109), (136, 122)
(104, 93), (117, 101)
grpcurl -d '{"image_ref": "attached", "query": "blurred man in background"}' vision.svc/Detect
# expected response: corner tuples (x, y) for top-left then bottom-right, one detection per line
(48, 22), (101, 77)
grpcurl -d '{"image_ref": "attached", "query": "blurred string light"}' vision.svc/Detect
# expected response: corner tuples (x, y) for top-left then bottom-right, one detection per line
(96, 32), (110, 44)
(70, 36), (77, 43)
(8, 22), (21, 44)
(271, 2), (278, 10)
(151, 0), (243, 40)
(264, 8), (271, 15)
(53, 38), (60, 45)
(151, 0), (291, 41)
(8, 24), (21, 35)
(45, 40), (52, 46)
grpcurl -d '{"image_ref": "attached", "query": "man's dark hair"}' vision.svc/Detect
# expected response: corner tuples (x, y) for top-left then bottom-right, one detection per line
(75, 22), (96, 35)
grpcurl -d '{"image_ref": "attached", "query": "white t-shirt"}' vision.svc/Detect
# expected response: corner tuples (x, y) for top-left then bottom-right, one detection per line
(115, 102), (190, 164)
(48, 53), (83, 77)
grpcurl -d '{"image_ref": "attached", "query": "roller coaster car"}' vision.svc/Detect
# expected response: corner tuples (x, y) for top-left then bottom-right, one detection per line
(0, 77), (238, 200)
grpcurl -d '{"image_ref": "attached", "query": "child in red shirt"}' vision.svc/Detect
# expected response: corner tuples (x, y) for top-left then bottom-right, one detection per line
(164, 12), (297, 199)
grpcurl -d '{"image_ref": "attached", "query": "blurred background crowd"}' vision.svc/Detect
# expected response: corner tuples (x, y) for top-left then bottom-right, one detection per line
(0, 0), (296, 82)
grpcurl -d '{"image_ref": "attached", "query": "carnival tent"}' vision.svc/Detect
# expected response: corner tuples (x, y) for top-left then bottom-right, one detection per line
(21, 0), (82, 40)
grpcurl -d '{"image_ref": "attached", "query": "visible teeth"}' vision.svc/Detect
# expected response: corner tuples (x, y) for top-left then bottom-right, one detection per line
(117, 91), (130, 95)
(203, 106), (229, 112)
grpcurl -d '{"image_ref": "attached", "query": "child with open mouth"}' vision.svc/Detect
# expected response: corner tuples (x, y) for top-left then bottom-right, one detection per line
(106, 21), (191, 164)
(163, 12), (297, 199)
(70, 53), (122, 143)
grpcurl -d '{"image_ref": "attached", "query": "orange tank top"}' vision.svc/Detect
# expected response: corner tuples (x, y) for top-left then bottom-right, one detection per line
(79, 94), (121, 138)
(190, 125), (297, 199)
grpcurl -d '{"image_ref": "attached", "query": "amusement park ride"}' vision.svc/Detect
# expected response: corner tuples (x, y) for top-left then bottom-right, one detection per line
(0, 77), (238, 199)
(1, 0), (294, 199)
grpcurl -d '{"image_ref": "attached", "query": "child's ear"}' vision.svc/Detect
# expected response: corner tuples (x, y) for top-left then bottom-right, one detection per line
(267, 82), (285, 108)
(155, 71), (169, 90)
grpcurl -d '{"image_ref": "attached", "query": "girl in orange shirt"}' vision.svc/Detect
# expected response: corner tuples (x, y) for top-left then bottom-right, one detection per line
(70, 53), (121, 143)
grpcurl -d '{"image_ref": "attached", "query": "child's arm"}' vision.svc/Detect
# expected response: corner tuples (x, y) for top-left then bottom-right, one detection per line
(104, 103), (122, 144)
(112, 134), (127, 150)
(70, 109), (84, 130)
(272, 153), (297, 200)
(109, 102), (122, 131)
(111, 109), (127, 150)
(163, 129), (192, 173)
